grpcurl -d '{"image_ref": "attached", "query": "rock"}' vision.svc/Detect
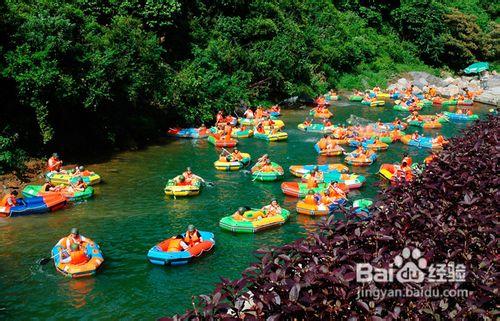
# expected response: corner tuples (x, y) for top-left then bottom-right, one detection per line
(397, 78), (409, 88)
(443, 77), (455, 85)
(413, 77), (428, 89)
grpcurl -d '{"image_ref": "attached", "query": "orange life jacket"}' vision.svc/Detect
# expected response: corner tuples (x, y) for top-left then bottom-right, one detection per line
(70, 250), (88, 265)
(167, 238), (184, 252)
(1, 194), (16, 209)
(184, 230), (200, 247)
(47, 157), (61, 171)
(318, 138), (327, 150)
(255, 109), (263, 119)
(306, 175), (317, 188)
(304, 194), (316, 205)
(402, 157), (412, 166)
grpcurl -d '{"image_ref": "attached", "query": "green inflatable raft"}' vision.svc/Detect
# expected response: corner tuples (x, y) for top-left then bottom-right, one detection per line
(251, 162), (284, 181)
(22, 185), (94, 202)
(219, 208), (291, 233)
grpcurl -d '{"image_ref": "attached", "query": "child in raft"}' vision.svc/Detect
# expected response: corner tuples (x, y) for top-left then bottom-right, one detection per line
(261, 199), (282, 217)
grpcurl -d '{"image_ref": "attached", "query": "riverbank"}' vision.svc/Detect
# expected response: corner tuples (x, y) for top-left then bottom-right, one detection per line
(165, 115), (498, 320)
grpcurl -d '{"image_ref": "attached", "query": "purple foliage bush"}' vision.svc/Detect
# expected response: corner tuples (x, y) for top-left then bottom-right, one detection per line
(163, 116), (499, 320)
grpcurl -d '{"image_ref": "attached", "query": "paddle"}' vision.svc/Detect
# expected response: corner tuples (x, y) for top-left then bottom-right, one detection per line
(38, 248), (68, 265)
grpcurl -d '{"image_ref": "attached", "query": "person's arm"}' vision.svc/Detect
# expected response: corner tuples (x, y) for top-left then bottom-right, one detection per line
(196, 231), (203, 242)
(180, 241), (189, 250)
(7, 197), (16, 206)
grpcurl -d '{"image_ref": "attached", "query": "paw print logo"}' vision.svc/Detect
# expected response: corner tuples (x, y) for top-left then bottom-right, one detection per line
(393, 247), (427, 283)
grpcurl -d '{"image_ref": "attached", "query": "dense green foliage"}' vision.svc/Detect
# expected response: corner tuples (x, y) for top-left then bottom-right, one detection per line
(0, 0), (498, 173)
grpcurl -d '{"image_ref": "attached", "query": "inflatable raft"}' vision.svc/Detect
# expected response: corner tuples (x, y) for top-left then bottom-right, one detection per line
(297, 123), (334, 133)
(349, 95), (363, 102)
(457, 99), (473, 106)
(46, 171), (101, 186)
(52, 239), (104, 278)
(251, 162), (284, 181)
(281, 182), (328, 198)
(219, 208), (290, 233)
(416, 100), (432, 108)
(1, 195), (67, 217)
(231, 128), (254, 138)
(363, 140), (388, 151)
(400, 135), (444, 149)
(22, 185), (94, 202)
(379, 164), (414, 182)
(147, 231), (215, 266)
(393, 104), (421, 112)
(254, 131), (288, 142)
(214, 153), (251, 171)
(164, 177), (202, 197)
(345, 153), (377, 166)
(376, 93), (390, 100)
(314, 143), (344, 156)
(296, 198), (347, 216)
(441, 99), (458, 107)
(320, 172), (366, 189)
(289, 164), (349, 177)
(443, 111), (479, 122)
(207, 134), (238, 148)
(167, 128), (208, 139)
(238, 118), (282, 127)
(408, 120), (442, 129)
(362, 100), (385, 107)
(309, 109), (333, 118)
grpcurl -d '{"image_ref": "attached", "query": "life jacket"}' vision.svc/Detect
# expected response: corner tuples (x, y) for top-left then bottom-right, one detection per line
(167, 238), (184, 252)
(47, 157), (61, 171)
(1, 194), (16, 209)
(255, 109), (263, 119)
(318, 138), (327, 150)
(306, 176), (317, 189)
(261, 165), (273, 172)
(231, 152), (243, 161)
(183, 172), (193, 182)
(219, 155), (228, 162)
(304, 194), (316, 205)
(402, 157), (412, 166)
(70, 250), (88, 265)
(257, 126), (265, 134)
(184, 230), (200, 247)
(265, 205), (281, 216)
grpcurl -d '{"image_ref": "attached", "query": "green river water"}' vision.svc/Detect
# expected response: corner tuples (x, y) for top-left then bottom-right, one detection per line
(0, 101), (492, 320)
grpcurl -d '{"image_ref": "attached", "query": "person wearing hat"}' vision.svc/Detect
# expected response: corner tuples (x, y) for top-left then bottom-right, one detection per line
(47, 153), (63, 172)
(184, 224), (203, 247)
(181, 167), (203, 185)
(42, 178), (58, 192)
(57, 228), (89, 253)
(261, 199), (282, 217)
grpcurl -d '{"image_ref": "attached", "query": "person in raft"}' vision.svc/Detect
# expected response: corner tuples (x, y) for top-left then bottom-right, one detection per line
(231, 148), (244, 161)
(1, 190), (18, 210)
(57, 228), (90, 254)
(231, 207), (249, 221)
(42, 178), (60, 192)
(72, 165), (94, 177)
(70, 177), (87, 192)
(182, 167), (202, 184)
(47, 153), (63, 172)
(184, 224), (203, 247)
(166, 235), (190, 252)
(261, 199), (282, 217)
(243, 107), (254, 119)
(252, 154), (269, 172)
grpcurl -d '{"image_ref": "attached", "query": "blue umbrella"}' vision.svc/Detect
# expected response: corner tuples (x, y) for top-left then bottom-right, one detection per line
(464, 62), (489, 74)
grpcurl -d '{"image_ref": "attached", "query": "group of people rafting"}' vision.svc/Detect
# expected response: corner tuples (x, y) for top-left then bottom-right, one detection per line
(1, 79), (480, 279)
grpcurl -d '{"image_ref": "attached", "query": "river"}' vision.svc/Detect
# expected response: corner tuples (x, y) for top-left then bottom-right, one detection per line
(0, 101), (492, 320)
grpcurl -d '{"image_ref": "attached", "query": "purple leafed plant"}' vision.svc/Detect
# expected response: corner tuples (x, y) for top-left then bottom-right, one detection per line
(162, 116), (499, 321)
